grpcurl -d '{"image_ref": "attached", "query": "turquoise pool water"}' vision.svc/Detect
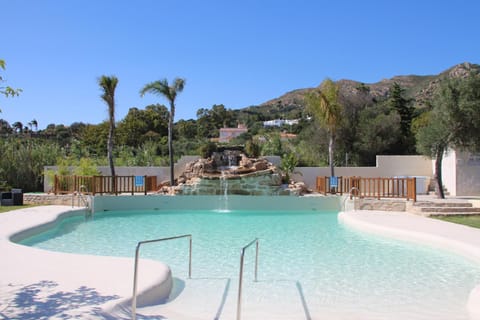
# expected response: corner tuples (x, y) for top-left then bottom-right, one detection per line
(21, 209), (480, 319)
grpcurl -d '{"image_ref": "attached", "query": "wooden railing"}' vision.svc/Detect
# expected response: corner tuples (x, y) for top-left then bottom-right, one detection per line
(316, 176), (417, 202)
(54, 175), (158, 195)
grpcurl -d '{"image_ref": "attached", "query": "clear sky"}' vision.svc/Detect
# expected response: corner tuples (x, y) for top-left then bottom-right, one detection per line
(1, 0), (479, 129)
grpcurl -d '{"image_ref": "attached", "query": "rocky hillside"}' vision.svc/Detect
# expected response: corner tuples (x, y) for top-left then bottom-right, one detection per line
(259, 62), (479, 112)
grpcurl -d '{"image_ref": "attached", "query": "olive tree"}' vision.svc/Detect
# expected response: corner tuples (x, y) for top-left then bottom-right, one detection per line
(416, 71), (480, 198)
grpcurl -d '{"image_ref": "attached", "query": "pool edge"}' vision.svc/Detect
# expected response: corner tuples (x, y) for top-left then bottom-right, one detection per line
(338, 210), (480, 320)
(0, 205), (174, 318)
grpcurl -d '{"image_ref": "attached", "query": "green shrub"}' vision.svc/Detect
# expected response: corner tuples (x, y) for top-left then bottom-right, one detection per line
(199, 142), (217, 158)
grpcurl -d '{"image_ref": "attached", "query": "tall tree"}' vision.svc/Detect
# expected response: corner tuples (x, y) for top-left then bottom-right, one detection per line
(140, 78), (185, 186)
(306, 78), (343, 176)
(98, 75), (118, 185)
(416, 71), (480, 198)
(31, 119), (38, 132)
(12, 121), (23, 133)
(387, 82), (415, 154)
(355, 103), (401, 165)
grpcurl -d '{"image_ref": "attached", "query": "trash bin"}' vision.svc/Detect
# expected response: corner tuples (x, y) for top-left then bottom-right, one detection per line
(0, 192), (13, 206)
(12, 189), (23, 206)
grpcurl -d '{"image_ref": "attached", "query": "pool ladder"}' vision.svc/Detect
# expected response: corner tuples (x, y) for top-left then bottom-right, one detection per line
(132, 234), (192, 320)
(73, 185), (93, 215)
(342, 187), (360, 212)
(237, 238), (259, 320)
(130, 236), (260, 320)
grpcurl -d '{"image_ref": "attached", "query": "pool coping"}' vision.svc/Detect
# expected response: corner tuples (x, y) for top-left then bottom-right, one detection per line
(338, 210), (480, 319)
(0, 205), (173, 318)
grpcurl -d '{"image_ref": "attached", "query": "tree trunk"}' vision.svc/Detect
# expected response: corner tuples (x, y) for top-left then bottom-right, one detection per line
(329, 132), (335, 177)
(168, 106), (175, 186)
(434, 146), (445, 199)
(107, 124), (116, 192)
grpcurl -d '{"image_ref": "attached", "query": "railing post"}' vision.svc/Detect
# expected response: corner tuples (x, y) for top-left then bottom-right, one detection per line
(144, 175), (147, 195)
(339, 176), (343, 195)
(131, 175), (134, 196)
(410, 177), (417, 202)
(54, 175), (58, 195)
(377, 178), (380, 200)
(412, 177), (417, 202)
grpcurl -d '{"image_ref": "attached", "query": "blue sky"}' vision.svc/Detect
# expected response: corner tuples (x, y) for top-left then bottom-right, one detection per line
(1, 0), (479, 129)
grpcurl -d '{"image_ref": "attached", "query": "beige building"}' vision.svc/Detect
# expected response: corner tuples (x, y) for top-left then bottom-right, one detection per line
(218, 124), (248, 143)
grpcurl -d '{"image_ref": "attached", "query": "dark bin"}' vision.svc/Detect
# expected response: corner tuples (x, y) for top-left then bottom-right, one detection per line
(0, 192), (13, 206)
(12, 189), (23, 206)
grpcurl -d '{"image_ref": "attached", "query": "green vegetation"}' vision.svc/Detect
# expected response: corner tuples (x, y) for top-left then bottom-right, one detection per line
(416, 71), (480, 198)
(1, 62), (480, 194)
(433, 215), (480, 229)
(280, 152), (299, 183)
(0, 59), (22, 112)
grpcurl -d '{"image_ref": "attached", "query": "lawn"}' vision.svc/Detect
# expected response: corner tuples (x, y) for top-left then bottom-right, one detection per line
(433, 215), (480, 229)
(0, 204), (39, 213)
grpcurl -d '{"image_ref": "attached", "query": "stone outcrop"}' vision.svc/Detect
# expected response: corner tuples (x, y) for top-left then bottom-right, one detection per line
(175, 150), (306, 196)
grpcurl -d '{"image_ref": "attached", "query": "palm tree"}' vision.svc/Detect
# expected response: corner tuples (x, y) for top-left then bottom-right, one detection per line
(12, 121), (23, 134)
(98, 75), (119, 190)
(306, 78), (343, 177)
(31, 119), (38, 132)
(140, 78), (185, 186)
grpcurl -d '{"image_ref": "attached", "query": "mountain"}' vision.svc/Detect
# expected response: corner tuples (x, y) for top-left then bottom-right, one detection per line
(258, 62), (480, 114)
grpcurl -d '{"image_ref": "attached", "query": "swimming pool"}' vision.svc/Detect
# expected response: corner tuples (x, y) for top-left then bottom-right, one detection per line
(19, 204), (480, 320)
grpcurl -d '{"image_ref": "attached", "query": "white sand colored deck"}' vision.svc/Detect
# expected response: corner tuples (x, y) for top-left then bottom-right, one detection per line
(0, 206), (172, 319)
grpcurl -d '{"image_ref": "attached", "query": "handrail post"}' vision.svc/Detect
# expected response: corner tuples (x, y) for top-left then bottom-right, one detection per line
(131, 234), (192, 320)
(237, 238), (259, 320)
(131, 175), (135, 195)
(132, 243), (141, 320)
(144, 175), (147, 195)
(189, 236), (192, 278)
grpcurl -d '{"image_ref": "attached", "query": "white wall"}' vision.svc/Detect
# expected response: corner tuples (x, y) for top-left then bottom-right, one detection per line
(436, 149), (480, 197)
(441, 150), (457, 196)
(44, 152), (480, 196)
(293, 155), (433, 192)
(44, 155), (434, 193)
(453, 151), (480, 196)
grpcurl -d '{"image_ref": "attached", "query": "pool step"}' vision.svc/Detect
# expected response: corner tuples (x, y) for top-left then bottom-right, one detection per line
(136, 278), (308, 319)
(411, 201), (480, 216)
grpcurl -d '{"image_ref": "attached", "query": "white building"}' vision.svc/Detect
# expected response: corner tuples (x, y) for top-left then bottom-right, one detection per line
(441, 150), (480, 196)
(263, 119), (299, 127)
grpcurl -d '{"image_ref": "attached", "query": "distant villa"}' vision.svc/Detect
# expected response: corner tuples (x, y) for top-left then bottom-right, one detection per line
(218, 124), (248, 143)
(263, 119), (299, 127)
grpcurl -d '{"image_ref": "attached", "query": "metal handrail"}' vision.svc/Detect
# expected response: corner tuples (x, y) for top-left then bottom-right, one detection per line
(132, 234), (192, 320)
(342, 187), (360, 212)
(237, 238), (259, 320)
(72, 185), (90, 210)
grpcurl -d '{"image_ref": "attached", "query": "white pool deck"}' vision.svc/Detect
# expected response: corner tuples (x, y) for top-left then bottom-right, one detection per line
(1, 204), (480, 319)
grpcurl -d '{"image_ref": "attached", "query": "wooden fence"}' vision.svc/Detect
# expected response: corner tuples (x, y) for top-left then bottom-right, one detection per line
(54, 175), (158, 195)
(316, 176), (417, 202)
